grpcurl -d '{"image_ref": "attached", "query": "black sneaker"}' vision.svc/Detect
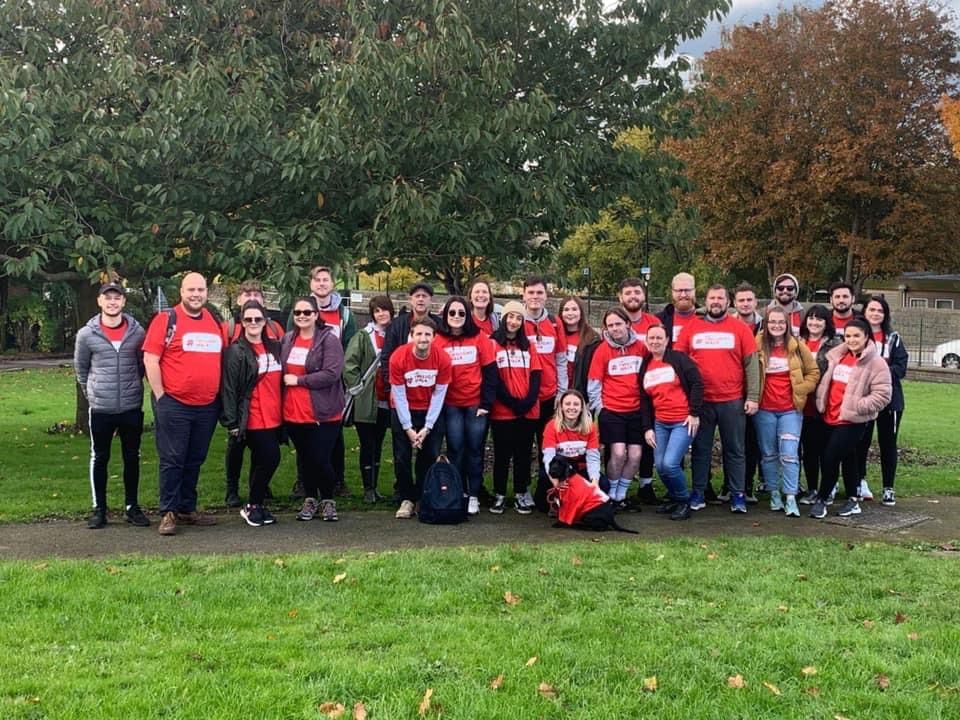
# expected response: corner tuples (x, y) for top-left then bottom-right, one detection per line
(809, 500), (828, 519)
(290, 480), (305, 501)
(241, 504), (266, 527)
(670, 503), (692, 521)
(87, 508), (107, 529)
(225, 490), (242, 508)
(637, 483), (659, 505)
(655, 501), (679, 515)
(837, 498), (861, 517)
(125, 505), (150, 527)
(261, 507), (277, 525)
(489, 494), (506, 515)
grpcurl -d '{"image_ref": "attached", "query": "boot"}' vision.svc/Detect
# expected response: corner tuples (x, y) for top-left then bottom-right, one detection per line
(224, 479), (242, 508)
(361, 464), (377, 504)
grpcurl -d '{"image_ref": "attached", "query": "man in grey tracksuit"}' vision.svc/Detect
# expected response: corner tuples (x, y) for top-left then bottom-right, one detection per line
(74, 282), (148, 529)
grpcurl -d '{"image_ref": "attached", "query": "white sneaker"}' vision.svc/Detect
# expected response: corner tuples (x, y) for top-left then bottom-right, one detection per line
(395, 499), (415, 519)
(467, 496), (480, 515)
(859, 480), (874, 501)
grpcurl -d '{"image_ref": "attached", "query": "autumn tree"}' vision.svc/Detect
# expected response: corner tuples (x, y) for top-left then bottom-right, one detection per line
(673, 0), (960, 291)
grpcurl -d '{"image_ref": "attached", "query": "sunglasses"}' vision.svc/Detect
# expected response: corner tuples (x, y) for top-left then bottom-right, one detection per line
(292, 309), (315, 317)
(242, 317), (265, 324)
(447, 309), (467, 317)
(775, 285), (796, 292)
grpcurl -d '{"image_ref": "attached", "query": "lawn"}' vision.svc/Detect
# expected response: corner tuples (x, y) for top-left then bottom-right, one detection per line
(2, 538), (959, 719)
(0, 369), (958, 521)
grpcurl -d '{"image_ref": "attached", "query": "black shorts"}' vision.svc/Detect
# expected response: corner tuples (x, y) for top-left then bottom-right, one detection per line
(598, 408), (644, 445)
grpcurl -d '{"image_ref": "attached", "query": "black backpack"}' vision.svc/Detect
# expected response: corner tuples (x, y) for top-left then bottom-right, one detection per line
(419, 455), (468, 525)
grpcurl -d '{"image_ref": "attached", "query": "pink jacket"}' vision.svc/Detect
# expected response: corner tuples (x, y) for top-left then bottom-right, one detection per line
(815, 341), (892, 424)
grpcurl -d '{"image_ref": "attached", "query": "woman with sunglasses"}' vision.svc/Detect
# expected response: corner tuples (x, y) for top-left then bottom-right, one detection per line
(434, 296), (498, 515)
(281, 296), (345, 522)
(220, 300), (283, 527)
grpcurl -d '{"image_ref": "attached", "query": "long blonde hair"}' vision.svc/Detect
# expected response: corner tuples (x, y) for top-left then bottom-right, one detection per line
(552, 389), (593, 436)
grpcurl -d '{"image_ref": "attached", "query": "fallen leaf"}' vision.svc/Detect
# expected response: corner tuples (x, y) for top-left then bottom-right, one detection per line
(805, 686), (821, 697)
(707, 552), (718, 561)
(727, 674), (745, 689)
(32, 562), (48, 571)
(777, 604), (789, 613)
(318, 702), (345, 718)
(489, 674), (504, 690)
(525, 656), (538, 667)
(936, 542), (957, 552)
(266, 634), (276, 640)
(797, 574), (808, 581)
(333, 573), (347, 584)
(352, 702), (367, 720)
(907, 632), (920, 641)
(876, 673), (891, 691)
(274, 558), (286, 568)
(894, 611), (907, 624)
(643, 676), (658, 692)
(288, 608), (299, 618)
(571, 556), (583, 566)
(538, 567), (549, 576)
(762, 681), (781, 696)
(801, 666), (818, 677)
(490, 565), (500, 572)
(538, 682), (558, 699)
(418, 688), (434, 717)
(335, 558), (346, 564)
(699, 543), (708, 549)
(503, 591), (521, 606)
(105, 565), (121, 575)
(655, 553), (665, 561)
(835, 715), (851, 720)
(863, 619), (876, 629)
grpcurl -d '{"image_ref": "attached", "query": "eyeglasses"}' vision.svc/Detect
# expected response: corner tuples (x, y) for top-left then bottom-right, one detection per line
(242, 317), (265, 324)
(672, 288), (694, 294)
(447, 309), (467, 317)
(292, 309), (315, 317)
(775, 285), (796, 292)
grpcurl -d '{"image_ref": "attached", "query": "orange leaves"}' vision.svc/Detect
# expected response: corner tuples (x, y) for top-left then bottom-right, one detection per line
(318, 702), (345, 718)
(352, 703), (367, 720)
(762, 681), (782, 696)
(942, 95), (960, 160)
(503, 591), (521, 606)
(727, 674), (746, 689)
(524, 656), (538, 667)
(489, 674), (504, 690)
(417, 688), (434, 716)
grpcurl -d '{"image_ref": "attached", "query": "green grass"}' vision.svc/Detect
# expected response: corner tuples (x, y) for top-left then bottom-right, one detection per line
(0, 369), (958, 521)
(2, 538), (959, 718)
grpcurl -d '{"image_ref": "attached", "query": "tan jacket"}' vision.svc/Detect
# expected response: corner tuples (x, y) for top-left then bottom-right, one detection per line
(756, 334), (820, 412)
(815, 341), (892, 424)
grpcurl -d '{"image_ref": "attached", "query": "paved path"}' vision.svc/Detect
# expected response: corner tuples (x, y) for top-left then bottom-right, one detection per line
(0, 496), (956, 561)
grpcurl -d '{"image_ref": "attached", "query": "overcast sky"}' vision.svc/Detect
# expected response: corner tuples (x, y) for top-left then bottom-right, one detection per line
(677, 0), (960, 58)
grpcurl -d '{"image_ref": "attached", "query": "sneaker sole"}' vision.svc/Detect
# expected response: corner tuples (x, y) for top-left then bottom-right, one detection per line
(881, 500), (896, 507)
(838, 508), (861, 517)
(240, 512), (264, 528)
(489, 508), (505, 515)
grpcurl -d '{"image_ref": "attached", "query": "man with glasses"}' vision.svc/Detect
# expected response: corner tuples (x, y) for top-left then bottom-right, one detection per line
(768, 273), (804, 336)
(657, 272), (699, 346)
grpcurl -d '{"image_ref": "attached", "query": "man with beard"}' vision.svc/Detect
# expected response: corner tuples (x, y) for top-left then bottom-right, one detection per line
(829, 281), (858, 336)
(675, 284), (761, 513)
(657, 272), (699, 346)
(768, 273), (804, 336)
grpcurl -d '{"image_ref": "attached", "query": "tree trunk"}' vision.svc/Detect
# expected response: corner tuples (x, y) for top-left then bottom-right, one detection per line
(73, 280), (99, 433)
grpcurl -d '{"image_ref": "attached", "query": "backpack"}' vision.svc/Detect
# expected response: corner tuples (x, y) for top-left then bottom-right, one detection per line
(418, 455), (468, 525)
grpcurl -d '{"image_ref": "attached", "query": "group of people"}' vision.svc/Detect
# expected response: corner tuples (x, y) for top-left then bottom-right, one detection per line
(73, 267), (906, 534)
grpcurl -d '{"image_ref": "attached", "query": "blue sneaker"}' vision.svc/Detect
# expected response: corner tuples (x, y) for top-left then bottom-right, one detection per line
(688, 491), (706, 511)
(731, 493), (747, 513)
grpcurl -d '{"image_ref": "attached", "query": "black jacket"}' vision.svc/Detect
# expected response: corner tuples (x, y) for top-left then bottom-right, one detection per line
(220, 336), (282, 437)
(876, 331), (908, 412)
(655, 304), (700, 348)
(638, 349), (704, 433)
(570, 336), (601, 397)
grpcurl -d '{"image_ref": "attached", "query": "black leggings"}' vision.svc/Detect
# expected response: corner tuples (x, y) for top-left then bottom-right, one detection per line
(286, 422), (340, 500)
(492, 418), (537, 496)
(818, 422), (867, 502)
(856, 408), (903, 489)
(243, 428), (282, 505)
(356, 408), (390, 490)
(800, 414), (828, 493)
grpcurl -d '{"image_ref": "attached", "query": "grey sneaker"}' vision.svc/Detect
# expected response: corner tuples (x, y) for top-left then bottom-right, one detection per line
(837, 498), (861, 517)
(296, 497), (318, 521)
(321, 500), (339, 522)
(881, 488), (896, 506)
(799, 489), (819, 505)
(514, 493), (534, 515)
(809, 500), (828, 519)
(467, 496), (480, 515)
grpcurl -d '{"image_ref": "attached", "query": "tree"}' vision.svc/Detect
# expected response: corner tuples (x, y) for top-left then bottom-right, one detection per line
(672, 0), (960, 292)
(942, 95), (960, 159)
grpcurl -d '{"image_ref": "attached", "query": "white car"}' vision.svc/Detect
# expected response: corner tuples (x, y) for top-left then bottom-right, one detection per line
(933, 340), (960, 369)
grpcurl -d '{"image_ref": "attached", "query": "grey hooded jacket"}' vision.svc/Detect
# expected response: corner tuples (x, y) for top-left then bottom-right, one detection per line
(74, 314), (146, 413)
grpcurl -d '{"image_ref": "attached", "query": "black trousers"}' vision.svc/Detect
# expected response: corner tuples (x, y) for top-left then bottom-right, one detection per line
(532, 399), (555, 510)
(356, 407), (390, 490)
(89, 408), (143, 509)
(856, 408), (903, 489)
(800, 414), (828, 493)
(818, 423), (867, 502)
(491, 417), (537, 496)
(390, 409), (444, 502)
(287, 422), (340, 500)
(243, 429), (282, 505)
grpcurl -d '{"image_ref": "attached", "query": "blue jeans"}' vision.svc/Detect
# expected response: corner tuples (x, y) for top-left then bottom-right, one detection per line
(691, 399), (746, 495)
(154, 394), (220, 513)
(443, 405), (489, 497)
(654, 421), (693, 502)
(753, 409), (802, 496)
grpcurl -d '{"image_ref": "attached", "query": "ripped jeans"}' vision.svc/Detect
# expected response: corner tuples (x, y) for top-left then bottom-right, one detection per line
(753, 409), (802, 496)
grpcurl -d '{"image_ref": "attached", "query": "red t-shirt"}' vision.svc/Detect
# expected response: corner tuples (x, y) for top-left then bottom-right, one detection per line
(760, 345), (794, 412)
(825, 353), (857, 426)
(101, 320), (128, 350)
(561, 326), (579, 385)
(473, 314), (495, 337)
(556, 473), (608, 526)
(143, 306), (224, 406)
(833, 313), (853, 335)
(543, 423), (599, 469)
(372, 331), (389, 403)
(317, 307), (342, 340)
(588, 339), (647, 413)
(674, 315), (757, 403)
(629, 312), (660, 347)
(490, 341), (542, 420)
(283, 335), (317, 423)
(433, 333), (496, 407)
(642, 357), (690, 423)
(246, 342), (282, 430)
(803, 338), (822, 417)
(670, 311), (697, 344)
(525, 316), (559, 400)
(389, 343), (453, 411)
